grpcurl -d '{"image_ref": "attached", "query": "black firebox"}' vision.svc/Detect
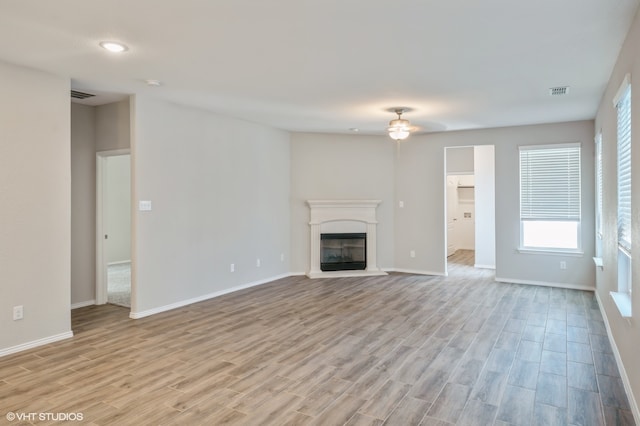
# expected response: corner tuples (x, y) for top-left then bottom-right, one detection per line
(320, 233), (366, 271)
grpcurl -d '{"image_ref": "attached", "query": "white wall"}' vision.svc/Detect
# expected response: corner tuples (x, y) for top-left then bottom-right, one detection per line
(71, 103), (96, 306)
(0, 61), (71, 352)
(594, 7), (640, 419)
(290, 133), (395, 273)
(474, 145), (496, 268)
(395, 121), (595, 285)
(131, 96), (291, 315)
(106, 155), (131, 264)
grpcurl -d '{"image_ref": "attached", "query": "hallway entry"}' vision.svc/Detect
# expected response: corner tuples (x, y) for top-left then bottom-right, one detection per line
(97, 151), (131, 308)
(445, 145), (496, 274)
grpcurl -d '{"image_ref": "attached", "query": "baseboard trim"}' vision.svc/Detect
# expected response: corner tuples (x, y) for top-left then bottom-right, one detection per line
(474, 264), (496, 270)
(0, 331), (74, 358)
(495, 277), (595, 291)
(71, 300), (95, 309)
(390, 268), (446, 277)
(595, 292), (640, 425)
(129, 273), (293, 319)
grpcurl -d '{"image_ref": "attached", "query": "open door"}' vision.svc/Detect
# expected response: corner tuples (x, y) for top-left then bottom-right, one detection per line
(96, 150), (131, 307)
(446, 175), (458, 257)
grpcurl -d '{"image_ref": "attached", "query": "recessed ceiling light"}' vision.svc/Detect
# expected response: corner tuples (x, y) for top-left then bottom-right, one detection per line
(99, 41), (128, 53)
(349, 128), (359, 132)
(145, 79), (162, 87)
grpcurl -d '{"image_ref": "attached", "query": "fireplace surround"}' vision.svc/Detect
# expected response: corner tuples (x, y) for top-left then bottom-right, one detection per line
(306, 200), (387, 278)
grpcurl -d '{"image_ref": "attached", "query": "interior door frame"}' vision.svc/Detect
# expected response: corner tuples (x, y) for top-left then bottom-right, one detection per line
(443, 145), (496, 275)
(444, 146), (473, 275)
(96, 149), (130, 305)
(445, 174), (460, 258)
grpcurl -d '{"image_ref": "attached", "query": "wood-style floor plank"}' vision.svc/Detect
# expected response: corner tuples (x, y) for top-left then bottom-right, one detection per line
(0, 250), (633, 425)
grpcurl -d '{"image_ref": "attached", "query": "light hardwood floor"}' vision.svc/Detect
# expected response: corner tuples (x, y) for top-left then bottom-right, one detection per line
(0, 250), (634, 425)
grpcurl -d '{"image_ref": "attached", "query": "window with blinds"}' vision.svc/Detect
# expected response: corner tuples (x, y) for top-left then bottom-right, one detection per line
(617, 85), (631, 254)
(595, 134), (603, 239)
(615, 78), (632, 306)
(519, 143), (581, 250)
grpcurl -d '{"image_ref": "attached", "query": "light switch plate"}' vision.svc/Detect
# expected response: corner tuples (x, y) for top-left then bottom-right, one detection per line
(139, 200), (152, 211)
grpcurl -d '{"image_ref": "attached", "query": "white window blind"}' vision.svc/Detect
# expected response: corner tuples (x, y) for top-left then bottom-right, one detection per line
(617, 85), (632, 253)
(520, 144), (581, 221)
(595, 133), (603, 237)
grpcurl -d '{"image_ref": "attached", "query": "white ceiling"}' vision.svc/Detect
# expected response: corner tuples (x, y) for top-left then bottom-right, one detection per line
(0, 0), (637, 135)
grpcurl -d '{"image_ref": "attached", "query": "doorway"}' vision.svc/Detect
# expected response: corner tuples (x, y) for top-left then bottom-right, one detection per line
(446, 174), (476, 256)
(96, 150), (131, 308)
(444, 145), (495, 274)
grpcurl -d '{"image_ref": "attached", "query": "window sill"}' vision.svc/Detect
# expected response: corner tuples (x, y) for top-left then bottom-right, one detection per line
(610, 292), (632, 318)
(593, 257), (603, 270)
(517, 248), (584, 257)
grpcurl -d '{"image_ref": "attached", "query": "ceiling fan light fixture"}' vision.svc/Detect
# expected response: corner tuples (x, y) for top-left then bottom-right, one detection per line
(388, 108), (411, 141)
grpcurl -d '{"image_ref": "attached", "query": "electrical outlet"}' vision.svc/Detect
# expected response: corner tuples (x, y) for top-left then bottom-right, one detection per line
(410, 250), (416, 258)
(256, 258), (261, 267)
(560, 261), (567, 270)
(280, 253), (285, 262)
(230, 263), (235, 272)
(13, 305), (23, 321)
(399, 201), (404, 208)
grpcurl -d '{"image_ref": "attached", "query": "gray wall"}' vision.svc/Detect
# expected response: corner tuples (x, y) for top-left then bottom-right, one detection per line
(290, 133), (396, 273)
(71, 103), (96, 306)
(131, 96), (291, 315)
(594, 7), (640, 417)
(0, 60), (71, 351)
(446, 146), (474, 174)
(395, 121), (595, 284)
(96, 100), (130, 151)
(290, 122), (594, 284)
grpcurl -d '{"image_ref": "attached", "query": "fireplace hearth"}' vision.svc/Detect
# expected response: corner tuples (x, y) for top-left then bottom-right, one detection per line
(321, 233), (366, 271)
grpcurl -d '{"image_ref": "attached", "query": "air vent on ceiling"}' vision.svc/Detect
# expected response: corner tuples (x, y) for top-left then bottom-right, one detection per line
(70, 90), (96, 99)
(549, 86), (570, 96)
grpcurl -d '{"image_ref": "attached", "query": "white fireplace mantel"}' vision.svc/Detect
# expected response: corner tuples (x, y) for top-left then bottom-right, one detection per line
(306, 200), (388, 279)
